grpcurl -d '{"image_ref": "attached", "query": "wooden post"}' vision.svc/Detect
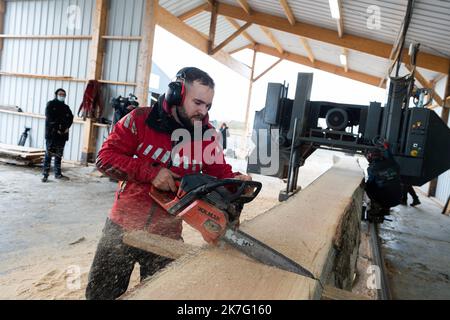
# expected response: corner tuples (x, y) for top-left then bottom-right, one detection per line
(81, 0), (108, 164)
(208, 0), (218, 55)
(0, 0), (5, 52)
(244, 47), (257, 139)
(135, 0), (158, 106)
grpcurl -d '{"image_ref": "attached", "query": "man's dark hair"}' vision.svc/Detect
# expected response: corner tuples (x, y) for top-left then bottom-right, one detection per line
(176, 67), (215, 89)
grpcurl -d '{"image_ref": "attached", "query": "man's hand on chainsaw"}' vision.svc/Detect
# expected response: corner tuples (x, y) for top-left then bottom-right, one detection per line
(234, 174), (255, 196)
(152, 168), (180, 192)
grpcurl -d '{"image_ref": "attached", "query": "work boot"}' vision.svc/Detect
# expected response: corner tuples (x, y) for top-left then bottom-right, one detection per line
(42, 175), (48, 183)
(411, 199), (421, 207)
(55, 174), (69, 181)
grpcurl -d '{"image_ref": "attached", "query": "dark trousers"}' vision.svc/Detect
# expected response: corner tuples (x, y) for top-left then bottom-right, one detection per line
(85, 218), (173, 300)
(43, 139), (66, 177)
(401, 184), (419, 203)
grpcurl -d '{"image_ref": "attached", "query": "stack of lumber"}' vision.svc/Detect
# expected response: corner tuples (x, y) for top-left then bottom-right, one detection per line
(122, 159), (365, 300)
(0, 143), (45, 166)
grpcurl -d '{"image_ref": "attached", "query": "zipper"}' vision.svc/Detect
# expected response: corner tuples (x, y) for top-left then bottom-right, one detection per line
(117, 180), (128, 200)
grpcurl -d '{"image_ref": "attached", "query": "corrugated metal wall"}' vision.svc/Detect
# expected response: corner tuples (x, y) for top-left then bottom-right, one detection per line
(0, 0), (94, 161)
(94, 0), (145, 154)
(0, 0), (150, 161)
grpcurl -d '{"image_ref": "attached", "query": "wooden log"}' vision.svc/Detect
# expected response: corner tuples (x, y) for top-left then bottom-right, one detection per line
(123, 159), (364, 300)
(123, 230), (199, 260)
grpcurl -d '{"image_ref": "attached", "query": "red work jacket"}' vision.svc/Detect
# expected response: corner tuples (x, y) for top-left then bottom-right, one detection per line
(96, 100), (238, 239)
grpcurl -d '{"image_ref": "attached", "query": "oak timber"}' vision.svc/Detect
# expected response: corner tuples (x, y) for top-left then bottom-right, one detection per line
(123, 160), (364, 300)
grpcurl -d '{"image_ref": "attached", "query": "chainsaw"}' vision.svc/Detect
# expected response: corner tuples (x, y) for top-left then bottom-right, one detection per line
(149, 173), (315, 279)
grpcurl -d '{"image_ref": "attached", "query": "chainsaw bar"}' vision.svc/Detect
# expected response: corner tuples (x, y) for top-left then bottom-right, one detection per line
(222, 228), (316, 280)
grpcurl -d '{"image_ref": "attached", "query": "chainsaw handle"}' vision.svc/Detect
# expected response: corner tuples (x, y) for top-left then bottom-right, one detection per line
(199, 179), (262, 204)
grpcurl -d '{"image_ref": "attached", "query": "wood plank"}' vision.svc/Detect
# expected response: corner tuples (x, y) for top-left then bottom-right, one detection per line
(210, 22), (252, 55)
(300, 37), (315, 63)
(322, 285), (370, 300)
(156, 6), (251, 79)
(336, 0), (344, 38)
(224, 17), (255, 44)
(342, 48), (348, 72)
(123, 230), (199, 260)
(236, 0), (251, 15)
(0, 143), (45, 154)
(279, 0), (296, 26)
(123, 160), (364, 299)
(0, 156), (40, 166)
(177, 3), (209, 21)
(0, 34), (92, 40)
(102, 35), (142, 41)
(0, 109), (85, 124)
(260, 26), (284, 54)
(0, 149), (45, 158)
(0, 71), (86, 82)
(210, 2), (450, 74)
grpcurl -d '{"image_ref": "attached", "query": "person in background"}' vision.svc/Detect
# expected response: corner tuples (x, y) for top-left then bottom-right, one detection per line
(401, 184), (421, 207)
(42, 88), (74, 182)
(219, 122), (230, 151)
(86, 67), (252, 300)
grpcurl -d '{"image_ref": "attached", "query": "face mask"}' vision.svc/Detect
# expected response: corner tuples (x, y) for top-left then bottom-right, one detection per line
(57, 96), (66, 102)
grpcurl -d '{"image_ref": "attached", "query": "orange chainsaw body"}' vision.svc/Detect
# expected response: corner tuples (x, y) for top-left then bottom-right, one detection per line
(150, 184), (228, 243)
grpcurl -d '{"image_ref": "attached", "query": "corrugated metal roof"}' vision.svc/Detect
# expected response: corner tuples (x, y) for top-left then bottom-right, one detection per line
(159, 0), (450, 84)
(159, 0), (206, 17)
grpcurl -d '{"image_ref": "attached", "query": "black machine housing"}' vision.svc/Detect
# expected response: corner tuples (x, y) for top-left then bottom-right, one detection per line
(247, 73), (450, 199)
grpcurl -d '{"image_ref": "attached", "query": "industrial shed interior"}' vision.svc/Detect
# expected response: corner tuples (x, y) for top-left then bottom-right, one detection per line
(0, 0), (449, 301)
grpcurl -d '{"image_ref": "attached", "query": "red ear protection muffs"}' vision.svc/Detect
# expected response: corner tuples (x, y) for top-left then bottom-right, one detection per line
(163, 67), (211, 126)
(165, 68), (188, 109)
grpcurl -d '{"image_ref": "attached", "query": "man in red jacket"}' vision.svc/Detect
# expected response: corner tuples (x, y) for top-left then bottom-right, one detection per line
(86, 67), (251, 300)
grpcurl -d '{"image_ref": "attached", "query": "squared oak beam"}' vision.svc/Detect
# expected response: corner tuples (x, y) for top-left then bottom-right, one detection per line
(225, 17), (255, 44)
(156, 6), (251, 79)
(209, 2), (449, 74)
(135, 0), (158, 106)
(300, 36), (315, 63)
(336, 0), (344, 38)
(341, 48), (348, 72)
(236, 0), (251, 15)
(253, 55), (285, 82)
(260, 26), (284, 54)
(210, 22), (252, 55)
(82, 0), (108, 163)
(208, 1), (218, 55)
(279, 0), (296, 26)
(178, 3), (209, 21)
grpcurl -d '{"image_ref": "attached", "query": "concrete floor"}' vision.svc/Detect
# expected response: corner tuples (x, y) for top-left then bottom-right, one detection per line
(380, 193), (450, 299)
(1, 152), (448, 299)
(0, 164), (116, 276)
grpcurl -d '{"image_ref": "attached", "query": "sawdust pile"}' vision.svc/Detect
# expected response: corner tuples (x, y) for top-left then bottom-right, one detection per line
(0, 199), (277, 300)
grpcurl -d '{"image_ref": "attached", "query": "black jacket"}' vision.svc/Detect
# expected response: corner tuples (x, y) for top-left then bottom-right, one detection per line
(45, 99), (74, 141)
